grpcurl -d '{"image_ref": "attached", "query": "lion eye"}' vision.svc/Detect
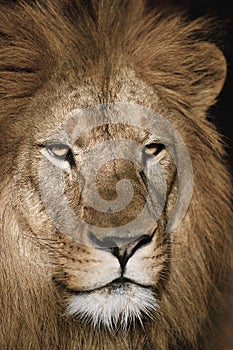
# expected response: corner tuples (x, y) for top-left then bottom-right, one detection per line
(46, 144), (71, 159)
(144, 143), (164, 157)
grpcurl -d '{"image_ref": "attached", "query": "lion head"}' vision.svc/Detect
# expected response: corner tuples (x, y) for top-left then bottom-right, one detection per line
(0, 1), (232, 349)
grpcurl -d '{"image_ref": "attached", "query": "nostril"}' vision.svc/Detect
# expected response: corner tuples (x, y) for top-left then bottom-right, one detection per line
(89, 232), (117, 249)
(112, 234), (153, 269)
(89, 232), (153, 269)
(130, 234), (152, 254)
(119, 234), (152, 257)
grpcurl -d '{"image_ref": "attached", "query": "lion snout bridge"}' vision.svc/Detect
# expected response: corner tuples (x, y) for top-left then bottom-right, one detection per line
(85, 157), (153, 268)
(81, 157), (148, 228)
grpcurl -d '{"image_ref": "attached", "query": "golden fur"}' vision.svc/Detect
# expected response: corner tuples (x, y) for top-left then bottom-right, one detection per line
(0, 1), (232, 349)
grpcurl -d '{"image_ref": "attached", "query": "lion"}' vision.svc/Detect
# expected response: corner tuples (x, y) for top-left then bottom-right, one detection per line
(0, 1), (232, 349)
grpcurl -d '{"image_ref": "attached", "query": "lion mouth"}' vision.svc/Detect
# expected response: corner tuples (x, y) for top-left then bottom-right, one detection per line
(109, 277), (139, 287)
(64, 276), (151, 295)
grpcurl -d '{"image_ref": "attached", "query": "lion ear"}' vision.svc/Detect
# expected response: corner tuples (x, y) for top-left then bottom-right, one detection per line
(192, 42), (227, 112)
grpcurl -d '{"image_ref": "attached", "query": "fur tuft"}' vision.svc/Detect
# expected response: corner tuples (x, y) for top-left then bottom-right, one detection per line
(67, 285), (157, 331)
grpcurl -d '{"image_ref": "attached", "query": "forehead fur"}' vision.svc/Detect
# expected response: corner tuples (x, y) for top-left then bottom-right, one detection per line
(0, 0), (225, 116)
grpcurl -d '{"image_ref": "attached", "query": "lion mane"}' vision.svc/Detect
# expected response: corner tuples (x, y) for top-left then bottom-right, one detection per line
(0, 1), (232, 349)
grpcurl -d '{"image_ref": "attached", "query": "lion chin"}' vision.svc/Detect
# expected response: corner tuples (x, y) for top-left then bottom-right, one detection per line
(67, 281), (157, 330)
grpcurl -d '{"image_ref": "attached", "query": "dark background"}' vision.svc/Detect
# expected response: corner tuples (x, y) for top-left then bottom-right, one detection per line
(149, 0), (233, 169)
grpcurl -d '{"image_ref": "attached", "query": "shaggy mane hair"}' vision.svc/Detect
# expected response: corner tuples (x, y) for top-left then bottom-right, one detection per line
(0, 1), (232, 349)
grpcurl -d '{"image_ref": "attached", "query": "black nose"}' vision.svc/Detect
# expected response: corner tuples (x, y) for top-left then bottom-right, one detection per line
(89, 233), (152, 269)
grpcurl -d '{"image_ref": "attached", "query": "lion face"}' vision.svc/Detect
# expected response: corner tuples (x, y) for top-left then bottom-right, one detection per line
(1, 1), (232, 348)
(12, 72), (181, 329)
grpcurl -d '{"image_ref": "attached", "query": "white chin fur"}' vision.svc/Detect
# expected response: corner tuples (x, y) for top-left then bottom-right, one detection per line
(67, 283), (157, 331)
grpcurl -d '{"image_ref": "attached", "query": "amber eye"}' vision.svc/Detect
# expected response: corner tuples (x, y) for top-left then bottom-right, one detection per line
(46, 144), (71, 159)
(144, 143), (164, 157)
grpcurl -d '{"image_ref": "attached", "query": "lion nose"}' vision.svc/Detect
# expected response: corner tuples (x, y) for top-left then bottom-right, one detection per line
(89, 233), (152, 268)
